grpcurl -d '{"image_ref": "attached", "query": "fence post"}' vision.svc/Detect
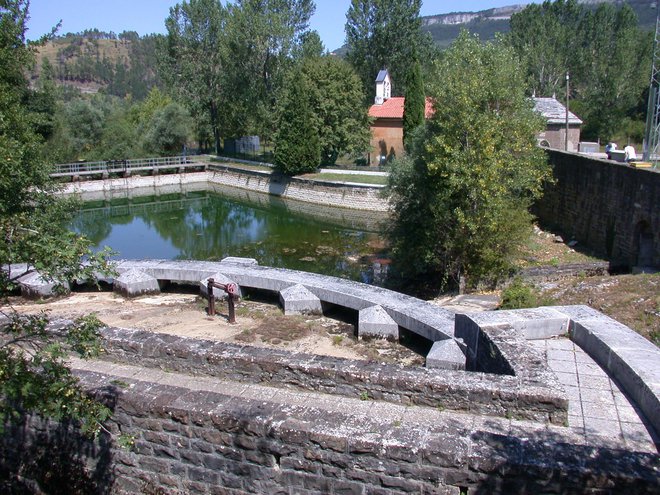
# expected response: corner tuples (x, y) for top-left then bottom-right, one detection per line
(207, 278), (215, 316)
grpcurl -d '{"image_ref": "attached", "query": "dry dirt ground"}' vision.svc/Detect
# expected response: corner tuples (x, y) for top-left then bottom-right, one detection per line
(3, 292), (426, 366)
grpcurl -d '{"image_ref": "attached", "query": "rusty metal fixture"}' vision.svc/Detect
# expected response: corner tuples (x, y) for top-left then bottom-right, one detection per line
(207, 277), (238, 323)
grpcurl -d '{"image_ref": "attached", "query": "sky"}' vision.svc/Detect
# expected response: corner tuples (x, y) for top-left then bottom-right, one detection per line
(26, 0), (537, 51)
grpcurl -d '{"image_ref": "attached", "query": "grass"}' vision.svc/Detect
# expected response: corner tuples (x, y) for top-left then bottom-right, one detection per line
(301, 173), (388, 185)
(540, 273), (660, 347)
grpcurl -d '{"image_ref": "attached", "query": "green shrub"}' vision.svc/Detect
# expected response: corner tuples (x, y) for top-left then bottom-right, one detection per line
(500, 278), (539, 309)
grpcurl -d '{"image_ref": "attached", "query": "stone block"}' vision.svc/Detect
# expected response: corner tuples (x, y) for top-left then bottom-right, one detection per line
(457, 308), (570, 340)
(358, 305), (398, 340)
(114, 269), (160, 297)
(279, 284), (322, 315)
(18, 271), (69, 299)
(199, 272), (242, 300)
(426, 339), (466, 370)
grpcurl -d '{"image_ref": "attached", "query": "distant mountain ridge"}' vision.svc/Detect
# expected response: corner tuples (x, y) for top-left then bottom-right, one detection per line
(418, 0), (655, 48)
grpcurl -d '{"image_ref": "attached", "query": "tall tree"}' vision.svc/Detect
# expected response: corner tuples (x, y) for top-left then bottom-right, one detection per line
(300, 55), (370, 164)
(402, 55), (424, 153)
(162, 0), (226, 153)
(274, 69), (320, 175)
(345, 0), (430, 100)
(221, 0), (315, 139)
(387, 32), (550, 293)
(0, 0), (114, 459)
(508, 0), (651, 142)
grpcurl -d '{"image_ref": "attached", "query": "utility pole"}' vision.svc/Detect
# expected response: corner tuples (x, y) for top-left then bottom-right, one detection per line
(643, 9), (660, 167)
(565, 72), (570, 151)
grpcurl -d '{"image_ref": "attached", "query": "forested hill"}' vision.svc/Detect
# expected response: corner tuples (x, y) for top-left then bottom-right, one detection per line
(421, 0), (656, 48)
(30, 29), (161, 100)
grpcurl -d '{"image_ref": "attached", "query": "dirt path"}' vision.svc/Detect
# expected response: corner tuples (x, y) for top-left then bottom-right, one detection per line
(3, 292), (425, 366)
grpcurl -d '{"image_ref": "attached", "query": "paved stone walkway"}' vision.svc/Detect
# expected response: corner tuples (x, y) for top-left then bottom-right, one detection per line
(529, 337), (658, 452)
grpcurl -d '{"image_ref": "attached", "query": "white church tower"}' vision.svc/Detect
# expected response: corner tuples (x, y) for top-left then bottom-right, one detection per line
(374, 69), (391, 105)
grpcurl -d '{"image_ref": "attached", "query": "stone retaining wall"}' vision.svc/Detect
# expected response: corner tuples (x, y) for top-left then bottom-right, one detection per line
(58, 166), (390, 212)
(99, 327), (567, 425)
(206, 166), (388, 212)
(2, 370), (657, 495)
(535, 150), (659, 269)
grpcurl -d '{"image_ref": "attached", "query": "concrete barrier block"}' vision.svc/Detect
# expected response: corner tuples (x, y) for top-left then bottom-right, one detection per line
(18, 271), (69, 299)
(199, 273), (242, 300)
(114, 269), (160, 297)
(426, 339), (466, 370)
(358, 305), (398, 340)
(279, 284), (322, 315)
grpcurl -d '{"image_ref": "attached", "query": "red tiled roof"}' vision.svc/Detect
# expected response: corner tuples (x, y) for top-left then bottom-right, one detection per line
(368, 97), (434, 119)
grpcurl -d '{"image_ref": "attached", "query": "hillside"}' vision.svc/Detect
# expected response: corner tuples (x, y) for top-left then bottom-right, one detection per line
(420, 0), (655, 48)
(333, 0), (656, 53)
(30, 30), (162, 100)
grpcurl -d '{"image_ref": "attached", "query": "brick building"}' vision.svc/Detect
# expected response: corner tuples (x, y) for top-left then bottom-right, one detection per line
(368, 70), (433, 164)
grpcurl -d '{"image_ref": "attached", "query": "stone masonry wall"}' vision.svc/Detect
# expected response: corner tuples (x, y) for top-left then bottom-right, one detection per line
(100, 327), (567, 425)
(535, 150), (659, 269)
(207, 166), (389, 212)
(2, 369), (658, 495)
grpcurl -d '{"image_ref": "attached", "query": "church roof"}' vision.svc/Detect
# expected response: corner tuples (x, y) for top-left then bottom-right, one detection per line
(369, 97), (434, 119)
(532, 97), (583, 125)
(375, 69), (389, 82)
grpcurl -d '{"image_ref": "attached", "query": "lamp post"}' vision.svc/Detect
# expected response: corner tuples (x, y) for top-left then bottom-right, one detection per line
(565, 72), (570, 151)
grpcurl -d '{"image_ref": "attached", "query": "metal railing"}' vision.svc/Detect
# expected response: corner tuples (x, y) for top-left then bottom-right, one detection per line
(50, 156), (204, 177)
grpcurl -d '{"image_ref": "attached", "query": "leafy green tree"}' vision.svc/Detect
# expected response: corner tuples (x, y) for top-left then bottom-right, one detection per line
(300, 56), (370, 164)
(402, 56), (424, 153)
(297, 30), (325, 60)
(274, 69), (320, 175)
(221, 0), (315, 139)
(508, 0), (651, 142)
(141, 102), (192, 155)
(162, 0), (227, 153)
(345, 0), (432, 100)
(0, 0), (113, 448)
(387, 33), (550, 293)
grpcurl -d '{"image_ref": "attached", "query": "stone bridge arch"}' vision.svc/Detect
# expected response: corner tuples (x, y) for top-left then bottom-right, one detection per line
(633, 220), (656, 270)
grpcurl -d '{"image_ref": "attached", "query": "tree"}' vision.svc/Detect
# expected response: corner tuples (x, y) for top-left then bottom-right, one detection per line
(508, 0), (651, 142)
(387, 33), (550, 293)
(141, 102), (191, 155)
(221, 0), (315, 139)
(273, 69), (320, 175)
(162, 0), (227, 153)
(402, 55), (424, 153)
(0, 0), (113, 451)
(345, 0), (432, 100)
(300, 56), (370, 164)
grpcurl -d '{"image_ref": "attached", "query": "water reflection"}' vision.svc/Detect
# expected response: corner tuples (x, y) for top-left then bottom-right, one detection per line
(71, 189), (390, 285)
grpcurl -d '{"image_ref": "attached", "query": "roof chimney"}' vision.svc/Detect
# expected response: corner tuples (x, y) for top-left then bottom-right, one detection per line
(374, 69), (391, 105)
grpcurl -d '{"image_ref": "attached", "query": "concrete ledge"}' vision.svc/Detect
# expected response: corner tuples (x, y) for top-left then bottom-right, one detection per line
(279, 284), (322, 315)
(113, 269), (160, 297)
(358, 305), (398, 340)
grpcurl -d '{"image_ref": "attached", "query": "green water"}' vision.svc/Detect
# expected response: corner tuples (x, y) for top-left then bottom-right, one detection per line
(71, 190), (390, 285)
